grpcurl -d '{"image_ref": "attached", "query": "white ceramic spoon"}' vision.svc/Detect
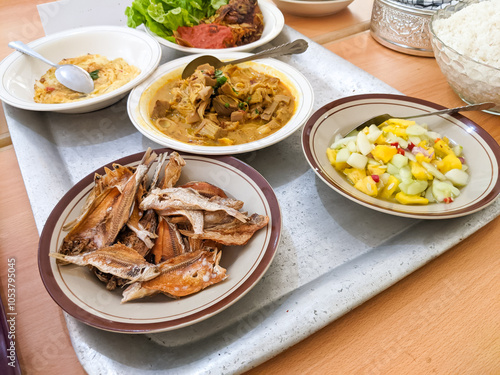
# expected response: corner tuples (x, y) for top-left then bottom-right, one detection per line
(8, 40), (94, 94)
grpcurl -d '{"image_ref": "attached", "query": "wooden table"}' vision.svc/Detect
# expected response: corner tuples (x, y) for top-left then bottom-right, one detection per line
(0, 1), (498, 374)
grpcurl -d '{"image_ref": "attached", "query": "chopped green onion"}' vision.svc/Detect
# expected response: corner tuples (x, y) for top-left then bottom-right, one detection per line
(89, 70), (99, 80)
(214, 70), (227, 87)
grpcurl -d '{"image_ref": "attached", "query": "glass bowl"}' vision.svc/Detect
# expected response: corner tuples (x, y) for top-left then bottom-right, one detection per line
(429, 0), (500, 115)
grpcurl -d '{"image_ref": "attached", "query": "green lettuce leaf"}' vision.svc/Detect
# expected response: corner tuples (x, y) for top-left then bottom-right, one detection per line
(125, 0), (229, 39)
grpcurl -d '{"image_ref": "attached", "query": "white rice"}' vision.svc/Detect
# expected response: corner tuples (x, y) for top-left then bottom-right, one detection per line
(432, 0), (500, 68)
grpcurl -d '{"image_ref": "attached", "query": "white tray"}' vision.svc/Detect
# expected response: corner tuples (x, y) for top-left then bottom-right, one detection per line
(5, 26), (499, 374)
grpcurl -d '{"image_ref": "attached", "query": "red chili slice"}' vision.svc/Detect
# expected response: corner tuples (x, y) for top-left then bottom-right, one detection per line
(371, 174), (380, 183)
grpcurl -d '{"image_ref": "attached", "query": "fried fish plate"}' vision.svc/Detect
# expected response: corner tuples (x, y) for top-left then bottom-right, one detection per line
(51, 148), (269, 302)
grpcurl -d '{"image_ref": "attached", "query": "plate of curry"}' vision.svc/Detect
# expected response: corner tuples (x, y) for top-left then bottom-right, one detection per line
(127, 52), (314, 155)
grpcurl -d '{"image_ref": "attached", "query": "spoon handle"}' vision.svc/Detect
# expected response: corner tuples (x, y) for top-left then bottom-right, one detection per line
(228, 39), (309, 65)
(402, 102), (496, 120)
(8, 41), (58, 68)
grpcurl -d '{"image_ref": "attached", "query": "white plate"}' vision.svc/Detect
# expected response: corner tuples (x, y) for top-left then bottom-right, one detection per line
(38, 149), (281, 333)
(144, 1), (284, 53)
(302, 94), (500, 219)
(273, 0), (354, 17)
(127, 53), (314, 155)
(0, 26), (161, 114)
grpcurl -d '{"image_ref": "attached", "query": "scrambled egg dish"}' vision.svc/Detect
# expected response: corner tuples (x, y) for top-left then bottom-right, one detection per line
(34, 54), (140, 103)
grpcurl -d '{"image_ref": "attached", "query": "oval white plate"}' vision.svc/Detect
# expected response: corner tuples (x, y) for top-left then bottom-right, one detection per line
(38, 149), (281, 333)
(273, 0), (354, 17)
(302, 94), (500, 219)
(144, 1), (284, 53)
(0, 26), (161, 114)
(127, 52), (314, 155)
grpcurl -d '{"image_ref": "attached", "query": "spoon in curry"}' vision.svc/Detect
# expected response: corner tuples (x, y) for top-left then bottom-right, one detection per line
(351, 102), (496, 134)
(8, 41), (94, 94)
(181, 39), (309, 79)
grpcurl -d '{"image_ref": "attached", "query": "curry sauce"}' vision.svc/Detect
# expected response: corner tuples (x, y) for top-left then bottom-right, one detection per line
(149, 64), (295, 146)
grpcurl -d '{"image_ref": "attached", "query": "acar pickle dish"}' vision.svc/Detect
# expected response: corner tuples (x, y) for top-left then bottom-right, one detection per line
(326, 118), (469, 205)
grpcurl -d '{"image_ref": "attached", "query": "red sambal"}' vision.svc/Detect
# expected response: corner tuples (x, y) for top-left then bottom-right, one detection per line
(175, 24), (235, 49)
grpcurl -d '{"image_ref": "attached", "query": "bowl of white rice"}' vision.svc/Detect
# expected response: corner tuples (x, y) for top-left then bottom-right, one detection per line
(429, 0), (500, 115)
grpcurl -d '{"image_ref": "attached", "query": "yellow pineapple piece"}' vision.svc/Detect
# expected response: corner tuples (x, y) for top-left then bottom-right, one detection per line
(386, 119), (416, 128)
(367, 164), (386, 176)
(326, 148), (337, 165)
(374, 133), (386, 144)
(415, 153), (431, 164)
(395, 192), (429, 205)
(343, 168), (367, 185)
(354, 176), (378, 197)
(326, 148), (348, 171)
(436, 154), (462, 174)
(380, 119), (415, 139)
(434, 139), (455, 158)
(410, 161), (433, 180)
(417, 140), (427, 147)
(381, 125), (407, 138)
(371, 145), (398, 163)
(380, 175), (400, 199)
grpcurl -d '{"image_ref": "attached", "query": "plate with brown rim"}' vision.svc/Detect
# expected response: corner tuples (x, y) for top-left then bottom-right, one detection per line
(38, 149), (281, 333)
(302, 94), (500, 219)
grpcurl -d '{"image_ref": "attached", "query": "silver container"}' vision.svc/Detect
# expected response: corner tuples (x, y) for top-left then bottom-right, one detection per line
(370, 0), (435, 56)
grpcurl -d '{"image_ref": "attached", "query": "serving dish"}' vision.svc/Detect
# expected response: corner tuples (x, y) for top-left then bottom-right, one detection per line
(144, 1), (284, 54)
(9, 21), (500, 372)
(302, 94), (500, 219)
(127, 52), (314, 155)
(38, 149), (281, 333)
(370, 0), (435, 56)
(0, 26), (161, 114)
(429, 0), (500, 114)
(273, 0), (354, 17)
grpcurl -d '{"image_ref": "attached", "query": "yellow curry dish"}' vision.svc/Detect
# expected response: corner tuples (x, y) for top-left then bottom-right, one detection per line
(148, 63), (296, 146)
(34, 54), (140, 104)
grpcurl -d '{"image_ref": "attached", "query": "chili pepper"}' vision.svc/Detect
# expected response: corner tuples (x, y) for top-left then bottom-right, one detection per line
(371, 174), (380, 183)
(397, 147), (405, 155)
(443, 197), (454, 203)
(408, 142), (415, 151)
(390, 142), (399, 147)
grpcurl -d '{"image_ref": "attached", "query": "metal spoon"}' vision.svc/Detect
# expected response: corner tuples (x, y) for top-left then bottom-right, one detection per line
(181, 39), (309, 79)
(352, 102), (496, 133)
(8, 41), (94, 94)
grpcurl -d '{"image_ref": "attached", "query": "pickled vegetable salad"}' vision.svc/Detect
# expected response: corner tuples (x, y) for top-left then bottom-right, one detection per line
(326, 119), (469, 205)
